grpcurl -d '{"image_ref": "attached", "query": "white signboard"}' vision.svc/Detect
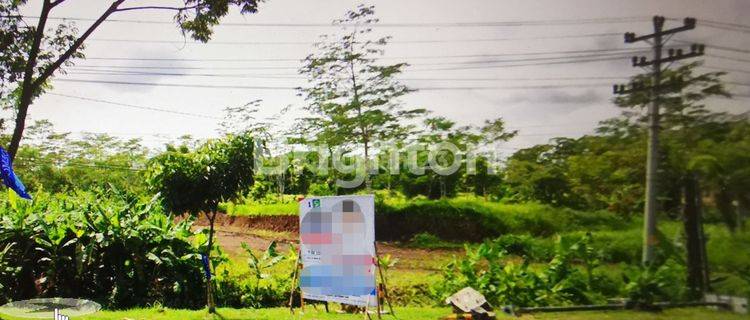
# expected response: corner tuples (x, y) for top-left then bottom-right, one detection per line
(299, 195), (377, 307)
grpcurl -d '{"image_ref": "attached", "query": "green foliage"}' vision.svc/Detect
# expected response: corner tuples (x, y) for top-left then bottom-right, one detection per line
(294, 4), (424, 184)
(212, 246), (296, 308)
(623, 261), (686, 307)
(408, 233), (461, 249)
(0, 189), (205, 309)
(241, 241), (285, 287)
(3, 121), (149, 193)
(308, 182), (336, 196)
(146, 133), (255, 215)
(436, 234), (604, 307)
(490, 234), (553, 261)
(376, 196), (623, 241)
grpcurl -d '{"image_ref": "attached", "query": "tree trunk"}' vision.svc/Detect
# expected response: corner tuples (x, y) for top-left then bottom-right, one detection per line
(683, 173), (707, 299)
(9, 0), (51, 160)
(205, 211), (217, 313)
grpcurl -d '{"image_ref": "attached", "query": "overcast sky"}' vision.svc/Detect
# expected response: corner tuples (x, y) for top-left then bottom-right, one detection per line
(18, 0), (750, 154)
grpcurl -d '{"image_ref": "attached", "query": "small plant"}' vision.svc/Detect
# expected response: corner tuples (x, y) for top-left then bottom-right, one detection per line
(378, 254), (399, 285)
(623, 260), (686, 309)
(241, 241), (286, 288)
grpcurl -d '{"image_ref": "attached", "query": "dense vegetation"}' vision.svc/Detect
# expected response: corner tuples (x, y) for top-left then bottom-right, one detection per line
(0, 2), (747, 318)
(0, 190), (205, 308)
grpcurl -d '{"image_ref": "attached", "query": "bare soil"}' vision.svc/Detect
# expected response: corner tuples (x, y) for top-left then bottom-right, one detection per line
(186, 212), (459, 272)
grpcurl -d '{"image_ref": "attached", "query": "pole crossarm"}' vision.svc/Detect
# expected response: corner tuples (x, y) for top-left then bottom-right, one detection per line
(624, 17), (696, 43)
(612, 76), (685, 95)
(631, 44), (705, 67)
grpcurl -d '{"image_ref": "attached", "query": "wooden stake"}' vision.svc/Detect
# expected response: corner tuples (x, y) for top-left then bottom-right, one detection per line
(288, 255), (300, 314)
(374, 242), (395, 316)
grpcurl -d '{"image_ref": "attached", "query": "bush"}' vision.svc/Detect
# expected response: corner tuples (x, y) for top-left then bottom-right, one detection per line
(375, 196), (625, 241)
(623, 260), (686, 307)
(0, 189), (206, 309)
(408, 232), (461, 249)
(435, 234), (606, 307)
(490, 234), (554, 261)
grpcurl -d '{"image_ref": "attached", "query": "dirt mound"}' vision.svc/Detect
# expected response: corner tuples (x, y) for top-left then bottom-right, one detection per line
(183, 213), (298, 233)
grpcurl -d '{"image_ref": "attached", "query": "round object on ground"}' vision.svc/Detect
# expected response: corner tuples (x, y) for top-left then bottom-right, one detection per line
(0, 298), (101, 318)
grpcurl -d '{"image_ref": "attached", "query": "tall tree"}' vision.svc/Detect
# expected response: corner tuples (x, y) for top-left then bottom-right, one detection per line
(296, 4), (425, 189)
(146, 134), (255, 313)
(0, 0), (263, 160)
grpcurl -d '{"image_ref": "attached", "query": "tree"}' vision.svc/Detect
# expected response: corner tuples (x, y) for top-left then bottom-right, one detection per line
(0, 0), (262, 161)
(146, 134), (255, 312)
(296, 4), (425, 189)
(394, 116), (515, 199)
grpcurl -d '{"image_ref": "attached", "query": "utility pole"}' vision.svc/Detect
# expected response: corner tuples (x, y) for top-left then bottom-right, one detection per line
(614, 16), (703, 265)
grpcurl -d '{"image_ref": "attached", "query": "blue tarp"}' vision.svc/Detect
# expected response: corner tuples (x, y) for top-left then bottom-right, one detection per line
(0, 147), (31, 199)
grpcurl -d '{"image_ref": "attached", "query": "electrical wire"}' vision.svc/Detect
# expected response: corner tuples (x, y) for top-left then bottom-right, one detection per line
(47, 93), (222, 119)
(16, 15), (650, 27)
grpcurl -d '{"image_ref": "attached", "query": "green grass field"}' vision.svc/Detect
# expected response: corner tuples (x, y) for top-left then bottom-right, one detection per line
(1, 307), (745, 320)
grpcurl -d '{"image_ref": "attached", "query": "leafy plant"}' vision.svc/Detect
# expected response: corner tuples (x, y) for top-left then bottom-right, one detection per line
(0, 188), (205, 308)
(241, 241), (286, 288)
(623, 260), (686, 308)
(437, 234), (608, 308)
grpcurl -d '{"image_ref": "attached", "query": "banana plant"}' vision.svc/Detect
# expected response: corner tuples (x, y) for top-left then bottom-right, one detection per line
(242, 241), (285, 288)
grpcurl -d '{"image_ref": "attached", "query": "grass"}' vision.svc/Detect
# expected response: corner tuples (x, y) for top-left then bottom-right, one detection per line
(0, 307), (744, 320)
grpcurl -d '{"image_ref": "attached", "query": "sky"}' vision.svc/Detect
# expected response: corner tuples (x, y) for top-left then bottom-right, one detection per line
(17, 0), (750, 155)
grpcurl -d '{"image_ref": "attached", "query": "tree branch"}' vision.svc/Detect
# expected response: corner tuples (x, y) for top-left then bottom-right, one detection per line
(49, 0), (67, 8)
(114, 4), (205, 13)
(31, 0), (125, 89)
(9, 0), (52, 159)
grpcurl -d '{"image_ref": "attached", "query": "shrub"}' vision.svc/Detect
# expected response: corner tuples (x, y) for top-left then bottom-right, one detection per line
(375, 197), (626, 241)
(213, 244), (296, 308)
(436, 234), (606, 307)
(623, 260), (686, 307)
(490, 234), (554, 261)
(0, 189), (206, 309)
(408, 232), (461, 249)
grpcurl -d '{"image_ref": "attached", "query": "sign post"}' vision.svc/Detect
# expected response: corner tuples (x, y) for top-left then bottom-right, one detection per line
(290, 195), (392, 317)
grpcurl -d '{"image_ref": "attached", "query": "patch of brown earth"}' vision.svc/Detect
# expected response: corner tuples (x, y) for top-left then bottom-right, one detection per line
(182, 212), (298, 233)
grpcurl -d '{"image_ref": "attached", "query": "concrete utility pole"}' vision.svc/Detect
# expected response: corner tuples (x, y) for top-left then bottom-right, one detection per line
(614, 16), (704, 265)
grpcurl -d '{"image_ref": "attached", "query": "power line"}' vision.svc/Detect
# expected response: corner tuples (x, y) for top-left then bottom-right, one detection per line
(55, 79), (299, 90)
(66, 53), (637, 72)
(700, 20), (750, 33)
(67, 51), (644, 72)
(53, 78), (614, 90)
(706, 53), (750, 64)
(701, 19), (750, 30)
(67, 70), (630, 82)
(85, 32), (622, 45)
(703, 65), (750, 75)
(16, 15), (650, 27)
(675, 40), (750, 55)
(81, 47), (647, 62)
(47, 93), (222, 119)
(411, 55), (627, 71)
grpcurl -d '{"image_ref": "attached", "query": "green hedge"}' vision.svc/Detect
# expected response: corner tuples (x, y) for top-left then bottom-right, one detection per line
(374, 197), (624, 241)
